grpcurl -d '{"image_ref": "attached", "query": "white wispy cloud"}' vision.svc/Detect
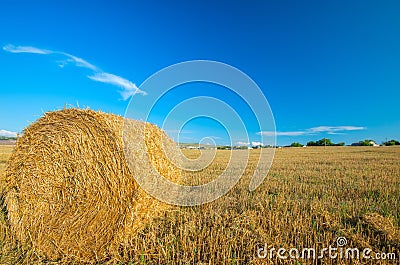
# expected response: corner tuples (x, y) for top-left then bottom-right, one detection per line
(3, 44), (51, 54)
(251, 141), (263, 146)
(2, 44), (145, 100)
(236, 141), (250, 146)
(0, 129), (18, 137)
(61, 52), (99, 71)
(308, 126), (365, 133)
(88, 72), (146, 99)
(258, 126), (365, 137)
(3, 45), (97, 70)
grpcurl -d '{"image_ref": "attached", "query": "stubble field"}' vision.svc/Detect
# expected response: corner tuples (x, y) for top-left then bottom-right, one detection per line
(1, 145), (399, 264)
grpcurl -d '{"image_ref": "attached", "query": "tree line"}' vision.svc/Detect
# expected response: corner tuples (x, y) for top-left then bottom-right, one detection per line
(290, 138), (400, 147)
(0, 136), (17, 140)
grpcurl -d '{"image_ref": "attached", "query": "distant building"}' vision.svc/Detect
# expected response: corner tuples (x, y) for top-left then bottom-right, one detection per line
(351, 140), (379, 146)
(370, 141), (379, 147)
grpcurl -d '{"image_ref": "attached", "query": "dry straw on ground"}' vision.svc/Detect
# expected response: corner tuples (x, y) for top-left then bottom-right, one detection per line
(1, 108), (181, 263)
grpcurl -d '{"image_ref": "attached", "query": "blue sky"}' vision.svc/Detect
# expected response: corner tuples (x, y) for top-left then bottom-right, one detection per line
(0, 0), (399, 146)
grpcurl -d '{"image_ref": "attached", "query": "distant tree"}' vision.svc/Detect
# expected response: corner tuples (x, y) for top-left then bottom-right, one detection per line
(290, 142), (303, 147)
(316, 138), (334, 146)
(307, 138), (343, 146)
(307, 141), (316, 146)
(383, 139), (400, 146)
(0, 136), (17, 140)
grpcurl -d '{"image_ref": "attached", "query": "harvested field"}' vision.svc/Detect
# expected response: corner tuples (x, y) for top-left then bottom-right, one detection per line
(1, 138), (399, 264)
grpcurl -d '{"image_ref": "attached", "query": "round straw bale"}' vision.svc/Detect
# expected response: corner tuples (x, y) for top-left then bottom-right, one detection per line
(2, 108), (181, 262)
